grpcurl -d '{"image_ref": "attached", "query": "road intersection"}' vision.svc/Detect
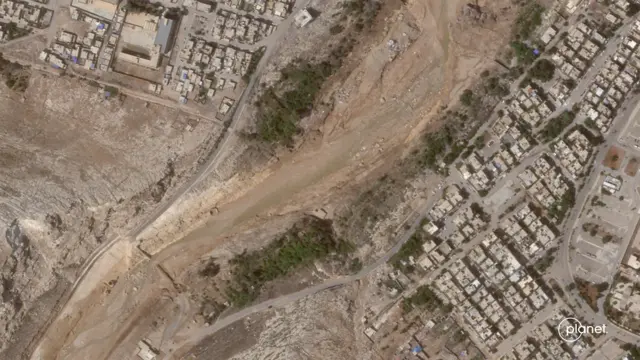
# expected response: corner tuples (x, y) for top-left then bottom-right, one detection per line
(153, 13), (640, 358)
(9, 2), (640, 358)
(25, 0), (313, 356)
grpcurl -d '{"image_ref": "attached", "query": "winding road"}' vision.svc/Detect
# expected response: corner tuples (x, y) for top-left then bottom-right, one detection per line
(26, 1), (311, 357)
(160, 15), (640, 358)
(161, 180), (447, 359)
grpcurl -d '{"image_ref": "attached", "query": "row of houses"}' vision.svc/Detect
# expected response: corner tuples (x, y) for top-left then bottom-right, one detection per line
(181, 37), (255, 77)
(0, 0), (52, 35)
(550, 129), (594, 179)
(518, 155), (572, 210)
(212, 10), (275, 45)
(40, 2), (131, 72)
(433, 231), (551, 350)
(509, 86), (554, 128)
(499, 204), (557, 259)
(217, 0), (293, 18)
(580, 20), (640, 133)
(547, 80), (572, 105)
(605, 0), (635, 26)
(460, 115), (534, 191)
(552, 21), (607, 81)
(44, 16), (109, 71)
(428, 185), (465, 221)
(174, 38), (252, 103)
(500, 309), (592, 360)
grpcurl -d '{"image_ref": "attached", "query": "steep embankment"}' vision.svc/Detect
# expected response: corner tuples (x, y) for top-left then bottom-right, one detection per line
(0, 73), (223, 357)
(28, 0), (520, 359)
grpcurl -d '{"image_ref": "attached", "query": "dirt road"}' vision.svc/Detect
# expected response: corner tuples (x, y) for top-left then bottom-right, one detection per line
(27, 0), (313, 357)
(162, 179), (446, 359)
(29, 1), (518, 359)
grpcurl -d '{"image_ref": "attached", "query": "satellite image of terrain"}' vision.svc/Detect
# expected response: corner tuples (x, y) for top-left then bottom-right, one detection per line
(4, 0), (640, 359)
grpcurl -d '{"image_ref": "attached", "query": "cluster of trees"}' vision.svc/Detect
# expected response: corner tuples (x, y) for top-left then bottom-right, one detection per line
(242, 46), (264, 83)
(256, 62), (332, 145)
(255, 0), (385, 144)
(402, 285), (449, 313)
(584, 118), (598, 129)
(165, 6), (188, 20)
(574, 278), (609, 311)
(126, 0), (164, 14)
(538, 111), (575, 143)
(628, 3), (640, 17)
(470, 202), (491, 223)
(511, 41), (537, 65)
(590, 196), (606, 207)
(256, 38), (356, 145)
(548, 183), (575, 223)
(528, 59), (555, 82)
(0, 54), (29, 92)
(574, 125), (606, 145)
(5, 23), (30, 41)
(621, 343), (640, 359)
(416, 125), (456, 170)
(390, 232), (424, 272)
(483, 76), (510, 97)
(226, 218), (353, 306)
(460, 89), (474, 106)
(342, 0), (381, 21)
(509, 2), (546, 65)
(512, 2), (545, 40)
(390, 229), (442, 273)
(533, 248), (557, 273)
(199, 258), (221, 277)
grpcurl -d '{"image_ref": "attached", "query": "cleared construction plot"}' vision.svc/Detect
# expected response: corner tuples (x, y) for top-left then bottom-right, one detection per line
(626, 157), (639, 176)
(603, 145), (625, 170)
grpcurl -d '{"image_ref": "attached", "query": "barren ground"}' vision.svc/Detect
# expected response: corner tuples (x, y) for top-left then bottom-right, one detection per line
(603, 145), (625, 170)
(0, 72), (223, 357)
(626, 157), (639, 176)
(2, 0), (523, 359)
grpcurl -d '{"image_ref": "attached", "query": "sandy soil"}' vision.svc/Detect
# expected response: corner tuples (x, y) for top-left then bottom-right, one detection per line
(603, 145), (625, 170)
(625, 157), (639, 176)
(0, 69), (223, 358)
(28, 0), (521, 359)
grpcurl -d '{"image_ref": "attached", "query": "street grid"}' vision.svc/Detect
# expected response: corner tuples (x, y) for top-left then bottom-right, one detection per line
(149, 4), (640, 359)
(8, 0), (640, 359)
(344, 3), (640, 359)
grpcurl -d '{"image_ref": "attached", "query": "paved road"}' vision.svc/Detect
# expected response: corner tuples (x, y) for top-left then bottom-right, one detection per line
(160, 179), (448, 358)
(27, 4), (310, 358)
(550, 60), (640, 350)
(0, 29), (47, 48)
(161, 17), (640, 357)
(23, 5), (640, 359)
(161, 174), (517, 359)
(494, 302), (560, 357)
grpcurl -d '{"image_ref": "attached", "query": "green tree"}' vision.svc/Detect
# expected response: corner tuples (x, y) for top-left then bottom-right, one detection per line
(513, 2), (545, 40)
(460, 89), (474, 106)
(511, 41), (536, 64)
(529, 59), (556, 82)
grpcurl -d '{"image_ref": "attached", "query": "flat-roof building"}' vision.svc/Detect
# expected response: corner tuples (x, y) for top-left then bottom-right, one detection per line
(294, 8), (313, 27)
(117, 12), (176, 68)
(71, 0), (117, 20)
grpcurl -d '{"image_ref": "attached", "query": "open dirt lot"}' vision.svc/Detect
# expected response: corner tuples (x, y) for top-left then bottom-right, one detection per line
(603, 145), (625, 170)
(626, 157), (639, 176)
(0, 71), (224, 357)
(8, 0), (524, 359)
(0, 73), (222, 223)
(576, 279), (603, 312)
